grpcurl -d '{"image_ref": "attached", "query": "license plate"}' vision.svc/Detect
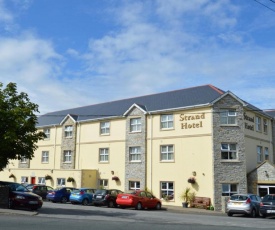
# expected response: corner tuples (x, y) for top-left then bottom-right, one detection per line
(96, 195), (102, 198)
(29, 201), (38, 204)
(267, 210), (275, 213)
(121, 196), (128, 199)
(233, 202), (242, 205)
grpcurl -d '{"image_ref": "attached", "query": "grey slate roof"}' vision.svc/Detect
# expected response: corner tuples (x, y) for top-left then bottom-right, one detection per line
(264, 110), (275, 118)
(37, 84), (225, 127)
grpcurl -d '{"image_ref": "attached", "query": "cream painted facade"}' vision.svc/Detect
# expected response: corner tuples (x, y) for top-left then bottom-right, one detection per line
(1, 88), (275, 212)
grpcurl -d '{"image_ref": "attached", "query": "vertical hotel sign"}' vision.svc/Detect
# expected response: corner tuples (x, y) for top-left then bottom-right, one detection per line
(180, 113), (205, 129)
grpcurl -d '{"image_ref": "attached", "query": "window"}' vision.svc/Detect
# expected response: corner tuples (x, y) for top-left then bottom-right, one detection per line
(42, 151), (49, 163)
(100, 122), (110, 135)
(263, 119), (268, 134)
(160, 182), (174, 200)
(257, 146), (263, 163)
(99, 148), (109, 162)
(20, 156), (27, 163)
(44, 128), (50, 139)
(129, 181), (140, 190)
(221, 143), (237, 160)
(63, 150), (72, 163)
(255, 116), (262, 132)
(21, 176), (28, 183)
(222, 184), (238, 196)
(161, 115), (173, 129)
(220, 110), (237, 125)
(130, 118), (141, 132)
(129, 147), (141, 162)
(64, 125), (73, 138)
(264, 147), (269, 161)
(57, 178), (66, 186)
(160, 145), (174, 161)
(99, 179), (108, 188)
(38, 177), (45, 184)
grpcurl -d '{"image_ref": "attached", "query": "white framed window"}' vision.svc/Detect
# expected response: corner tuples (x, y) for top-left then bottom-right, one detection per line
(21, 176), (28, 183)
(220, 110), (237, 125)
(100, 121), (110, 135)
(99, 148), (109, 162)
(130, 118), (141, 132)
(160, 145), (174, 161)
(255, 116), (262, 132)
(57, 178), (66, 186)
(63, 150), (72, 163)
(44, 128), (50, 139)
(161, 114), (173, 129)
(99, 179), (108, 188)
(64, 125), (73, 138)
(222, 184), (238, 196)
(263, 119), (268, 134)
(129, 181), (140, 190)
(38, 177), (45, 184)
(42, 151), (49, 163)
(264, 147), (269, 161)
(160, 182), (174, 200)
(257, 146), (263, 163)
(221, 143), (237, 160)
(20, 156), (27, 163)
(129, 147), (141, 162)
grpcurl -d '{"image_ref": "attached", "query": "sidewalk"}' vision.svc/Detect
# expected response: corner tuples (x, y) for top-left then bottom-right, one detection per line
(162, 204), (225, 216)
(0, 205), (225, 216)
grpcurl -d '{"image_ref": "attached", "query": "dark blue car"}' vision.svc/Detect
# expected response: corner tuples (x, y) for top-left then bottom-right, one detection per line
(69, 188), (95, 205)
(46, 187), (75, 203)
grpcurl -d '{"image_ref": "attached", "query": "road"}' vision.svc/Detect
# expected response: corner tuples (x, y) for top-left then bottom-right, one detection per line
(0, 202), (274, 229)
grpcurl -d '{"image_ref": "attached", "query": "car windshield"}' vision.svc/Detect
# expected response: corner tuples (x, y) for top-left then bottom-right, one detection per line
(263, 195), (275, 202)
(8, 183), (28, 192)
(230, 195), (248, 201)
(95, 190), (106, 195)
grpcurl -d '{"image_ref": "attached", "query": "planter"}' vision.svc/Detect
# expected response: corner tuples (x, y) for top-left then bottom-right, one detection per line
(67, 177), (75, 183)
(45, 175), (52, 180)
(9, 174), (15, 179)
(182, 202), (188, 208)
(112, 176), (119, 181)
(187, 177), (196, 184)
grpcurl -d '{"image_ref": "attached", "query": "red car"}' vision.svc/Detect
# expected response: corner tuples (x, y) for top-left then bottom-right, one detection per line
(116, 190), (162, 210)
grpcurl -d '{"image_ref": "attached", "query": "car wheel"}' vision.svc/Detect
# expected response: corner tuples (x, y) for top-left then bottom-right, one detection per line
(108, 200), (115, 208)
(250, 209), (256, 218)
(71, 202), (76, 205)
(82, 199), (89, 206)
(155, 202), (161, 210)
(61, 197), (68, 203)
(136, 202), (143, 210)
(227, 212), (233, 217)
(261, 214), (267, 218)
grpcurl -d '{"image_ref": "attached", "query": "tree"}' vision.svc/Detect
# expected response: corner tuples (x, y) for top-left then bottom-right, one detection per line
(0, 82), (46, 170)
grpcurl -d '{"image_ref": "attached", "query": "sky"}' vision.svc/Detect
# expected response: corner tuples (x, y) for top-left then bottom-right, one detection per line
(0, 0), (275, 115)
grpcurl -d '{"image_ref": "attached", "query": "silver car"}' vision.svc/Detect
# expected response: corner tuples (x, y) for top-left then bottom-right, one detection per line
(226, 194), (261, 217)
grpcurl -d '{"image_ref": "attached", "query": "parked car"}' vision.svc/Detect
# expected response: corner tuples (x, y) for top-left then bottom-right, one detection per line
(260, 194), (275, 218)
(93, 189), (123, 207)
(116, 190), (162, 210)
(46, 187), (76, 203)
(226, 194), (261, 217)
(0, 181), (43, 210)
(70, 188), (96, 205)
(26, 184), (54, 199)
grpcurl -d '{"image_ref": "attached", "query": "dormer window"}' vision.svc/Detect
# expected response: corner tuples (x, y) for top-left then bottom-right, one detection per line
(64, 125), (73, 138)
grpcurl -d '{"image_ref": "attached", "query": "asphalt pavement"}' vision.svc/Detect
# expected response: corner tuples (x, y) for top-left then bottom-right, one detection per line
(0, 204), (225, 216)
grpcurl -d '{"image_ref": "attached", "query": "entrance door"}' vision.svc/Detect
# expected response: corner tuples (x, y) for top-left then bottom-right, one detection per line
(31, 177), (36, 184)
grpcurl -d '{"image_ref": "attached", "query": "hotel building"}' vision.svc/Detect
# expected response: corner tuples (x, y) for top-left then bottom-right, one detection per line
(1, 84), (275, 211)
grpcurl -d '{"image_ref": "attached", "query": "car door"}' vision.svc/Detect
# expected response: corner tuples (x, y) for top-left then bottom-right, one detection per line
(139, 191), (149, 206)
(146, 192), (156, 208)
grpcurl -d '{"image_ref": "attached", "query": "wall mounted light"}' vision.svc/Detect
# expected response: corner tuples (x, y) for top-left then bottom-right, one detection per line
(265, 171), (269, 177)
(192, 171), (196, 176)
(111, 170), (114, 175)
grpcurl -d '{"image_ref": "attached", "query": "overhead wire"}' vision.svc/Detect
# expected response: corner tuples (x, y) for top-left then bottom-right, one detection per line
(253, 0), (275, 13)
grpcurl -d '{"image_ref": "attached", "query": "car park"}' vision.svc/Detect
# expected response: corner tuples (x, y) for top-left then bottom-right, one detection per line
(93, 189), (123, 208)
(260, 194), (275, 218)
(0, 181), (43, 210)
(26, 184), (54, 199)
(116, 190), (162, 210)
(46, 187), (75, 203)
(226, 193), (261, 217)
(70, 188), (95, 205)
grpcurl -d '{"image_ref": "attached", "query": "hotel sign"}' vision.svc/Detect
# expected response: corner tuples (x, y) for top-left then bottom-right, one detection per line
(180, 113), (205, 129)
(244, 112), (254, 131)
